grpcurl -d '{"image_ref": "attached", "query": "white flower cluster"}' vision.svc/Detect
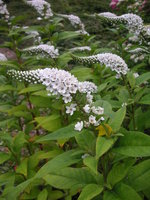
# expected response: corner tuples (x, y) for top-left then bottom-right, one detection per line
(27, 30), (41, 44)
(25, 0), (53, 19)
(23, 44), (59, 58)
(0, 53), (7, 61)
(58, 14), (89, 36)
(7, 68), (97, 104)
(74, 104), (104, 131)
(97, 12), (143, 35)
(73, 53), (129, 78)
(0, 0), (9, 21)
(70, 46), (91, 52)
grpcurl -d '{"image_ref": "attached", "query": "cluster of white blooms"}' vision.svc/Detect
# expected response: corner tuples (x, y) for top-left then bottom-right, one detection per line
(23, 44), (59, 58)
(58, 14), (82, 28)
(26, 30), (41, 44)
(144, 25), (150, 36)
(25, 0), (53, 19)
(0, 53), (7, 61)
(0, 0), (9, 21)
(130, 54), (145, 63)
(70, 46), (91, 52)
(97, 12), (143, 35)
(74, 104), (105, 131)
(58, 13), (89, 36)
(7, 68), (97, 103)
(73, 53), (129, 78)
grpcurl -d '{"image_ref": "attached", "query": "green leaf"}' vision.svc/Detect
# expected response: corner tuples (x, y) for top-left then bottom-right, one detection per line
(96, 136), (117, 159)
(0, 85), (16, 92)
(114, 183), (142, 200)
(127, 159), (150, 191)
(127, 72), (135, 89)
(35, 149), (83, 178)
(19, 85), (44, 94)
(83, 156), (97, 174)
(34, 114), (61, 132)
(78, 184), (103, 200)
(57, 31), (80, 41)
(44, 167), (97, 190)
(37, 189), (48, 200)
(0, 152), (10, 164)
(113, 130), (150, 157)
(5, 150), (83, 199)
(109, 106), (126, 132)
(107, 158), (135, 187)
(136, 72), (150, 85)
(75, 130), (96, 153)
(103, 191), (120, 200)
(139, 94), (150, 105)
(16, 158), (28, 177)
(71, 67), (95, 81)
(37, 124), (78, 142)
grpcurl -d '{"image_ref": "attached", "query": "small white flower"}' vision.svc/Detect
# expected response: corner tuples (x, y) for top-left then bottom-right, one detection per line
(83, 104), (91, 113)
(89, 115), (96, 125)
(133, 73), (139, 78)
(84, 121), (90, 128)
(81, 153), (90, 159)
(74, 121), (83, 131)
(100, 116), (105, 121)
(122, 102), (127, 107)
(91, 106), (104, 115)
(86, 93), (93, 104)
(66, 104), (77, 116)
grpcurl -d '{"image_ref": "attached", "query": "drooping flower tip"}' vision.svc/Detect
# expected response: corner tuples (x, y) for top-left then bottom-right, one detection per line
(23, 44), (59, 58)
(25, 0), (53, 19)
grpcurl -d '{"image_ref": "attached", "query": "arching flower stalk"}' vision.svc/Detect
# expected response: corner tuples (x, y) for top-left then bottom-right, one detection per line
(72, 53), (129, 78)
(7, 68), (104, 131)
(23, 44), (59, 58)
(0, 0), (10, 22)
(25, 0), (53, 19)
(70, 46), (91, 52)
(0, 53), (7, 61)
(96, 12), (143, 35)
(57, 13), (89, 35)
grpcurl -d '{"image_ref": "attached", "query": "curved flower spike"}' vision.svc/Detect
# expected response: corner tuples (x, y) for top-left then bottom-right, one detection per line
(57, 13), (89, 35)
(23, 44), (59, 58)
(96, 12), (143, 35)
(25, 0), (53, 19)
(72, 53), (129, 77)
(7, 68), (97, 103)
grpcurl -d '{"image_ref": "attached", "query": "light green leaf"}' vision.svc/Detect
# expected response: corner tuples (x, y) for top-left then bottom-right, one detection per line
(96, 136), (117, 159)
(0, 85), (16, 92)
(37, 189), (48, 200)
(103, 191), (120, 200)
(109, 106), (126, 132)
(37, 124), (79, 142)
(83, 156), (97, 174)
(136, 72), (150, 85)
(113, 130), (150, 157)
(127, 159), (150, 191)
(114, 183), (142, 200)
(107, 158), (135, 187)
(44, 168), (97, 190)
(139, 94), (150, 105)
(78, 184), (103, 200)
(35, 114), (61, 132)
(75, 130), (96, 153)
(19, 85), (44, 94)
(16, 158), (28, 177)
(0, 152), (10, 164)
